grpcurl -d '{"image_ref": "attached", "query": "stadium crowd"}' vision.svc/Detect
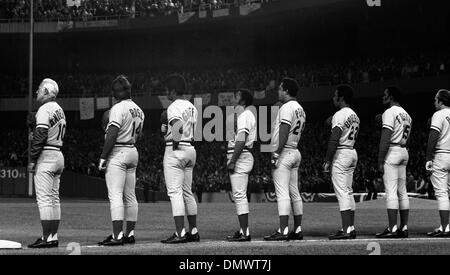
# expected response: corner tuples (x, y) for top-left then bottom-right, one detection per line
(1, 53), (448, 98)
(0, 118), (432, 195)
(0, 0), (259, 21)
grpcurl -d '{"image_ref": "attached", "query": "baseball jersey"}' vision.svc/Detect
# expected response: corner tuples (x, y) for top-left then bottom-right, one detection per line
(35, 101), (66, 147)
(108, 99), (145, 144)
(228, 108), (257, 151)
(331, 107), (360, 148)
(430, 108), (450, 153)
(166, 99), (198, 142)
(382, 105), (412, 146)
(271, 100), (306, 151)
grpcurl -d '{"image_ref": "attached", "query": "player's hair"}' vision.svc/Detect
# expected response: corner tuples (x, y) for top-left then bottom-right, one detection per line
(385, 86), (403, 103)
(165, 73), (187, 95)
(437, 89), (450, 107)
(112, 75), (131, 99)
(336, 85), (353, 104)
(281, 77), (299, 97)
(237, 89), (253, 107)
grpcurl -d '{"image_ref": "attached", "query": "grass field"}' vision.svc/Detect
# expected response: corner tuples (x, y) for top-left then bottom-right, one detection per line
(1, 197), (449, 255)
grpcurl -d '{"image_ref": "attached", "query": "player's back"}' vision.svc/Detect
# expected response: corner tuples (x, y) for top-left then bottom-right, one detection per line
(271, 100), (306, 151)
(166, 99), (198, 142)
(382, 105), (412, 146)
(332, 107), (360, 148)
(431, 108), (450, 153)
(108, 99), (145, 145)
(36, 101), (66, 148)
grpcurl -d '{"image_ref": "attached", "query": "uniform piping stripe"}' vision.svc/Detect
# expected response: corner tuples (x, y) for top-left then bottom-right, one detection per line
(431, 126), (441, 132)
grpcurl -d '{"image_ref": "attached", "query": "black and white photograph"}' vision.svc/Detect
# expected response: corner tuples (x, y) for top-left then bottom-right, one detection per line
(0, 0), (450, 261)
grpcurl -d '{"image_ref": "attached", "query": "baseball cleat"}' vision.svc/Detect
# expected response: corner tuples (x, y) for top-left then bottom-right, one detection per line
(288, 231), (304, 241)
(98, 235), (124, 246)
(427, 228), (450, 238)
(263, 231), (289, 241)
(328, 229), (356, 240)
(161, 233), (188, 244)
(226, 231), (251, 242)
(123, 235), (135, 244)
(186, 232), (200, 242)
(27, 237), (58, 249)
(375, 227), (399, 238)
(397, 229), (408, 238)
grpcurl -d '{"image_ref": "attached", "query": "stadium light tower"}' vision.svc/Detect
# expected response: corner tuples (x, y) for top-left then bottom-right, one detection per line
(28, 0), (34, 197)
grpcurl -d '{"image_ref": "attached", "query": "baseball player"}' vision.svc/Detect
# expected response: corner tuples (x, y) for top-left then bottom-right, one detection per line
(425, 89), (450, 237)
(98, 75), (145, 246)
(323, 85), (359, 240)
(28, 78), (66, 249)
(376, 87), (412, 238)
(161, 74), (199, 244)
(264, 77), (305, 241)
(226, 89), (256, 242)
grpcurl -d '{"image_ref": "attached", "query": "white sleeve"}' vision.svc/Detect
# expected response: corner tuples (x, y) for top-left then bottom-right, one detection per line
(331, 112), (344, 130)
(279, 105), (292, 126)
(382, 109), (394, 131)
(168, 103), (182, 124)
(35, 107), (49, 129)
(430, 111), (442, 133)
(108, 105), (122, 129)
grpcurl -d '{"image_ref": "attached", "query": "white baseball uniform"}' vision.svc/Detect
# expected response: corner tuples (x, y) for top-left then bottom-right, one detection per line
(105, 99), (144, 221)
(34, 101), (66, 220)
(227, 107), (257, 215)
(381, 105), (412, 210)
(164, 99), (198, 217)
(430, 108), (450, 211)
(331, 107), (359, 211)
(271, 100), (306, 216)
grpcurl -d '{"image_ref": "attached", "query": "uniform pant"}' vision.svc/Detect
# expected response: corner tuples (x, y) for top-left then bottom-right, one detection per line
(105, 146), (139, 221)
(34, 150), (64, 221)
(332, 149), (357, 211)
(228, 152), (254, 215)
(272, 149), (302, 216)
(383, 147), (409, 210)
(164, 145), (197, 217)
(431, 153), (450, 211)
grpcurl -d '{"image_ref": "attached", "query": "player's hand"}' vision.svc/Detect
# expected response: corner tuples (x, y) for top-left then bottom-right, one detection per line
(322, 162), (331, 173)
(271, 153), (280, 170)
(27, 162), (35, 173)
(425, 161), (433, 171)
(227, 161), (236, 174)
(161, 124), (167, 134)
(98, 159), (107, 172)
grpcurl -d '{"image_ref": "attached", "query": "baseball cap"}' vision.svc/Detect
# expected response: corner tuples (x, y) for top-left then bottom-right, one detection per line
(40, 78), (59, 97)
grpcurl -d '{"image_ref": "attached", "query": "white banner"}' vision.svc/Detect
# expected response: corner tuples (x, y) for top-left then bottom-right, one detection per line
(56, 21), (73, 32)
(96, 97), (110, 110)
(254, 90), (266, 100)
(239, 2), (261, 16)
(79, 98), (94, 120)
(66, 0), (81, 7)
(199, 10), (207, 18)
(218, 92), (236, 106)
(178, 11), (196, 24)
(212, 8), (229, 18)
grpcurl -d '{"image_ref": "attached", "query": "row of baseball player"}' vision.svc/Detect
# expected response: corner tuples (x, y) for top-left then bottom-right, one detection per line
(25, 74), (450, 248)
